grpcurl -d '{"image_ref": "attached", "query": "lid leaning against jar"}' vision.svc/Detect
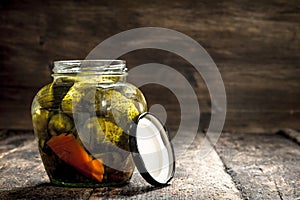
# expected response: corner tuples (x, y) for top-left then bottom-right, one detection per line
(129, 112), (175, 186)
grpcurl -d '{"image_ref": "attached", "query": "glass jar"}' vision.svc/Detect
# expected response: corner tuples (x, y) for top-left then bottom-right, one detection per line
(31, 60), (147, 187)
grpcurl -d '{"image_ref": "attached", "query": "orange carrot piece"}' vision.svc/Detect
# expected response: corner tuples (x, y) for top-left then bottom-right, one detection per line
(47, 133), (104, 182)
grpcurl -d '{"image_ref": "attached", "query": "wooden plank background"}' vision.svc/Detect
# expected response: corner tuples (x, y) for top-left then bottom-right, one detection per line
(0, 0), (299, 133)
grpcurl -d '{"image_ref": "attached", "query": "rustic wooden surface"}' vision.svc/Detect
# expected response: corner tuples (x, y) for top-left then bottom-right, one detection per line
(1, 129), (299, 199)
(0, 130), (242, 200)
(215, 130), (300, 200)
(0, 0), (300, 132)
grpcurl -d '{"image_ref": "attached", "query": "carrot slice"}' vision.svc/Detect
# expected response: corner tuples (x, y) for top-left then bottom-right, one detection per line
(47, 133), (104, 182)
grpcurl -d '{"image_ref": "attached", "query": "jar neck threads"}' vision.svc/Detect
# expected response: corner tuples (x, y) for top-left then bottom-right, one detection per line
(52, 60), (127, 83)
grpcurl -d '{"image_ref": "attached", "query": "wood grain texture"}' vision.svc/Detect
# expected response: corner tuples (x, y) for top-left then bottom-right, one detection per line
(0, 0), (299, 132)
(1, 129), (299, 199)
(215, 132), (300, 200)
(0, 131), (242, 199)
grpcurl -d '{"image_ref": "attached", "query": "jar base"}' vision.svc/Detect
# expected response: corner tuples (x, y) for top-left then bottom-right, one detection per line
(50, 178), (130, 188)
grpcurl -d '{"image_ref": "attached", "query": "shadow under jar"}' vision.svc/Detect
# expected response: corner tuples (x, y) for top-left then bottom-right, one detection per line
(31, 60), (147, 187)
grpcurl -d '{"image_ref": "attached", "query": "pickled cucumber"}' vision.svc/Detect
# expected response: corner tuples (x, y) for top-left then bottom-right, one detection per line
(61, 83), (104, 115)
(48, 113), (74, 136)
(62, 85), (143, 130)
(32, 109), (51, 149)
(61, 83), (86, 114)
(32, 109), (50, 134)
(36, 84), (57, 109)
(103, 89), (140, 129)
(84, 117), (123, 145)
(116, 84), (147, 113)
(36, 80), (73, 109)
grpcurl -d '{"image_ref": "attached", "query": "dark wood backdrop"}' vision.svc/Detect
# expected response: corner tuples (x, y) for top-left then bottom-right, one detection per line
(1, 0), (299, 133)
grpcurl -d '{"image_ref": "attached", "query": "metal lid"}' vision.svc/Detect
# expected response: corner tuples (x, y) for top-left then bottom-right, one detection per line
(129, 112), (175, 186)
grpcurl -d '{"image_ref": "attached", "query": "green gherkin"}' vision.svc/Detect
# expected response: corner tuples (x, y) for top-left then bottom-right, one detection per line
(102, 119), (124, 144)
(36, 79), (74, 109)
(61, 83), (104, 116)
(32, 109), (50, 134)
(84, 117), (123, 146)
(32, 109), (52, 149)
(116, 84), (148, 113)
(103, 89), (140, 128)
(61, 83), (85, 114)
(48, 113), (74, 136)
(36, 84), (57, 109)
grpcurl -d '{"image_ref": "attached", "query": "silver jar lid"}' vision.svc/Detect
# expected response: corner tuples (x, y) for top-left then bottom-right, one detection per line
(129, 112), (175, 186)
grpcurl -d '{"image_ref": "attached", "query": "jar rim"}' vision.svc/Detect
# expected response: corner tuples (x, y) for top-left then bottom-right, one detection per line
(53, 60), (126, 75)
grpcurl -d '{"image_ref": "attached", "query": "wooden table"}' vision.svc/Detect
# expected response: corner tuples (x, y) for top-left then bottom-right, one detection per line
(0, 129), (299, 199)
